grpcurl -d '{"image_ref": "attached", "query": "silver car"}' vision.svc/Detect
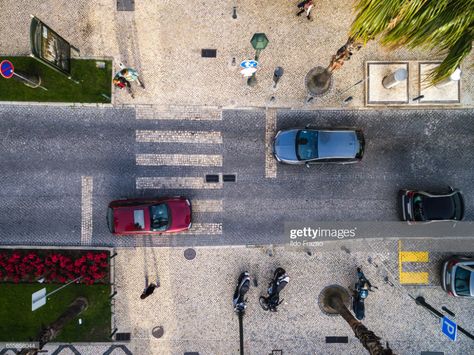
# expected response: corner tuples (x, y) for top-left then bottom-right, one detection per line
(441, 256), (474, 297)
(272, 127), (365, 167)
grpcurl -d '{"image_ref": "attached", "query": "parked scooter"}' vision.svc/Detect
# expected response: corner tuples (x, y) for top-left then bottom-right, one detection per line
(259, 268), (289, 312)
(233, 271), (251, 313)
(352, 267), (376, 320)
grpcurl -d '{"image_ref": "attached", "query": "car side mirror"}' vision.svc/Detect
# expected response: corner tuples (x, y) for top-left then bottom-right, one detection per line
(305, 163), (310, 168)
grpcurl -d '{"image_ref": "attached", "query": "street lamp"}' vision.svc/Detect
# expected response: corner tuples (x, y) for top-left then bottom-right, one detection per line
(247, 33), (269, 87)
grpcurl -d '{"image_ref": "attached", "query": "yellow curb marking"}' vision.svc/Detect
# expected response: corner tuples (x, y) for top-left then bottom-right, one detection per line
(398, 240), (429, 285)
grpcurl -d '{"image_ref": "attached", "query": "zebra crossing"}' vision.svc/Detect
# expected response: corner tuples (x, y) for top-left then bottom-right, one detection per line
(135, 105), (224, 236)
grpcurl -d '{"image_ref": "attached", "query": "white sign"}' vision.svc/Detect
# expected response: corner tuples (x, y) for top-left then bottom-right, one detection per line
(241, 67), (257, 77)
(32, 288), (47, 311)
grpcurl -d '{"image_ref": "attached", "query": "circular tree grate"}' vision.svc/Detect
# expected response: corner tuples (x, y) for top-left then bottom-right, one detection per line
(184, 248), (196, 260)
(317, 284), (350, 316)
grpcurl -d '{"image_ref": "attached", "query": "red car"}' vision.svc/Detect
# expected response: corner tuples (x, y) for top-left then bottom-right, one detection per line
(107, 197), (192, 235)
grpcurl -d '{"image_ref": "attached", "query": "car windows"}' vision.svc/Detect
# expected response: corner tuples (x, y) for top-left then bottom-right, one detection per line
(296, 130), (318, 161)
(452, 193), (464, 220)
(413, 194), (425, 221)
(150, 204), (169, 231)
(454, 266), (471, 296)
(107, 208), (114, 233)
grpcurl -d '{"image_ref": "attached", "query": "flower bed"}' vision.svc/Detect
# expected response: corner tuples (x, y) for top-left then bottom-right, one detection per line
(0, 250), (109, 285)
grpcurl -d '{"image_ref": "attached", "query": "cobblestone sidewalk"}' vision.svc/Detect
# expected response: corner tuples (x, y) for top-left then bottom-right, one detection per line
(1, 0), (473, 109)
(111, 244), (473, 355)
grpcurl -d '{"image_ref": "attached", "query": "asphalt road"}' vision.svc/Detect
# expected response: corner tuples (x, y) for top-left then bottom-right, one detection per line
(0, 105), (473, 250)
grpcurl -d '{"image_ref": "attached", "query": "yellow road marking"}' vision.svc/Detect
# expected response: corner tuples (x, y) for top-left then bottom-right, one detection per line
(398, 240), (429, 285)
(400, 251), (429, 263)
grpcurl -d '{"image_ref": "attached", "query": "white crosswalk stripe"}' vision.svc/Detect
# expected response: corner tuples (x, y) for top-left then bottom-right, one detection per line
(179, 222), (222, 235)
(192, 199), (223, 213)
(136, 176), (223, 190)
(81, 176), (93, 245)
(136, 154), (223, 167)
(136, 130), (222, 144)
(136, 105), (222, 121)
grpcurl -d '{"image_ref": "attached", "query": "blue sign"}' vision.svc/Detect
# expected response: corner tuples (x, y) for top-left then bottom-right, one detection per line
(0, 60), (14, 79)
(441, 316), (457, 341)
(240, 60), (258, 69)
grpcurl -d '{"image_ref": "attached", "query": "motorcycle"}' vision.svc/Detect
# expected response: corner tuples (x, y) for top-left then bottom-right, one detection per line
(352, 267), (376, 320)
(259, 267), (289, 312)
(233, 271), (251, 313)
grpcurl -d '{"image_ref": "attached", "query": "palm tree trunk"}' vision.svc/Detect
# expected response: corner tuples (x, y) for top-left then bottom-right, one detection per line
(38, 297), (88, 349)
(329, 294), (394, 355)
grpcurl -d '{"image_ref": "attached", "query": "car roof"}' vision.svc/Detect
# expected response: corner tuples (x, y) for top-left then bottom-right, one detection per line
(317, 131), (358, 159)
(422, 195), (456, 220)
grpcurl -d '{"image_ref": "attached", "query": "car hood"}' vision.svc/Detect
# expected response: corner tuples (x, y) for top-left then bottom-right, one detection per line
(318, 131), (359, 159)
(274, 130), (298, 161)
(167, 199), (192, 231)
(113, 206), (150, 233)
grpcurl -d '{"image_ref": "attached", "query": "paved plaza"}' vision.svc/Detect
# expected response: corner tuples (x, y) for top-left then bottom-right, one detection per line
(1, 0), (473, 109)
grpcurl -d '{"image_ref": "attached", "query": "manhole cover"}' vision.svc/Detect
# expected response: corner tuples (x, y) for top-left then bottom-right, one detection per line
(184, 248), (196, 260)
(152, 326), (164, 339)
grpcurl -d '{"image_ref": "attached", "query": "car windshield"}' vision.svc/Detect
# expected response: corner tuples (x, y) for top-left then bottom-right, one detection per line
(149, 204), (169, 231)
(452, 193), (464, 220)
(413, 194), (426, 221)
(296, 130), (318, 160)
(454, 266), (472, 296)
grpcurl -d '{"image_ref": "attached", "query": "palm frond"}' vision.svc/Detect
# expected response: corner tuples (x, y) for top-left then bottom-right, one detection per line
(350, 0), (474, 83)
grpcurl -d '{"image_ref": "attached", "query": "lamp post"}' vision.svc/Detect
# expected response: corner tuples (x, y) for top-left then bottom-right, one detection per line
(247, 33), (269, 87)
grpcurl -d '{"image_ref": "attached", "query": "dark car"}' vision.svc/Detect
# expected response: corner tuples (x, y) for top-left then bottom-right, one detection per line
(107, 197), (192, 235)
(273, 127), (364, 166)
(399, 188), (464, 222)
(441, 256), (474, 297)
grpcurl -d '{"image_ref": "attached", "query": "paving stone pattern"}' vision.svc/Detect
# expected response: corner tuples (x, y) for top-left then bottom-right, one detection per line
(1, 0), (473, 109)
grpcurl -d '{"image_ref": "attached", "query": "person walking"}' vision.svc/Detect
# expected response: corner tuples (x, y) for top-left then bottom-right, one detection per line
(113, 75), (135, 98)
(296, 0), (314, 20)
(140, 282), (157, 299)
(119, 63), (145, 89)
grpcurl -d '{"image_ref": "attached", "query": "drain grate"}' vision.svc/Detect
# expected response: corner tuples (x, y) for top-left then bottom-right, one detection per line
(201, 49), (217, 58)
(223, 174), (236, 182)
(325, 336), (348, 343)
(152, 326), (164, 339)
(205, 174), (220, 183)
(184, 248), (196, 260)
(271, 351), (283, 355)
(115, 332), (131, 341)
(117, 0), (134, 11)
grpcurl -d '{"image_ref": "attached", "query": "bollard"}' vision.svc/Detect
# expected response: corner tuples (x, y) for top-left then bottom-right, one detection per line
(382, 68), (407, 89)
(272, 67), (284, 88)
(435, 68), (461, 88)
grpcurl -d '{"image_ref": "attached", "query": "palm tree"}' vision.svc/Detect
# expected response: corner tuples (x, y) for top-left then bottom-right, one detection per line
(329, 293), (394, 355)
(350, 0), (473, 83)
(38, 297), (88, 349)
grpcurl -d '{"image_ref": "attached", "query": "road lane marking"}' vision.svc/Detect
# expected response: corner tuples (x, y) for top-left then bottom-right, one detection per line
(136, 130), (222, 144)
(136, 105), (222, 120)
(81, 176), (93, 245)
(136, 176), (223, 189)
(400, 251), (429, 263)
(265, 108), (277, 178)
(180, 222), (222, 235)
(136, 154), (222, 167)
(192, 199), (223, 213)
(398, 240), (429, 285)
